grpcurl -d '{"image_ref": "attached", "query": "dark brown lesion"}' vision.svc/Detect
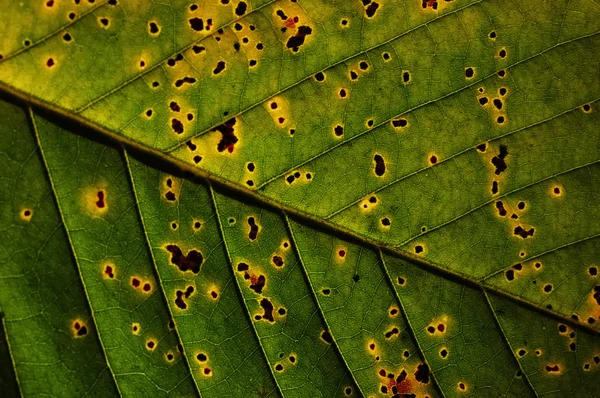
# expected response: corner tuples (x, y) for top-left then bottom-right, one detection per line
(166, 245), (203, 274)
(95, 190), (106, 208)
(215, 118), (238, 153)
(247, 216), (259, 240)
(260, 298), (274, 322)
(286, 26), (312, 52)
(491, 145), (508, 175)
(374, 154), (386, 176)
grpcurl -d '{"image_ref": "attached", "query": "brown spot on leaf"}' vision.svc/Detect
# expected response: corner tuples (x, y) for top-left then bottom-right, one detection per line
(249, 274), (266, 294)
(166, 245), (203, 274)
(215, 118), (238, 153)
(260, 298), (274, 322)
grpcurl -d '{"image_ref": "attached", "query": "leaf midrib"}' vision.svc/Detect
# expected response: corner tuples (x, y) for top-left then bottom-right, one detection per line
(1, 79), (596, 335)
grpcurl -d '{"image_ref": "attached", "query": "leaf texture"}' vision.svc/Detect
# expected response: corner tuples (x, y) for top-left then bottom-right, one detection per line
(1, 0), (600, 396)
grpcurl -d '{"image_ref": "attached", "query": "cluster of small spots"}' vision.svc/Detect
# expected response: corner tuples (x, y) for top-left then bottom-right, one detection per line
(166, 245), (203, 274)
(214, 118), (238, 153)
(103, 264), (115, 279)
(285, 170), (312, 185)
(175, 286), (195, 309)
(359, 194), (380, 213)
(361, 0), (380, 18)
(426, 320), (446, 335)
(164, 178), (177, 202)
(131, 276), (153, 293)
(384, 326), (399, 339)
(505, 263), (525, 281)
(72, 320), (88, 337)
(255, 298), (275, 322)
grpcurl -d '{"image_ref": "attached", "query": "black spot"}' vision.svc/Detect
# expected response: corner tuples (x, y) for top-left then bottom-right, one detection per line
(237, 262), (249, 272)
(493, 99), (503, 110)
(314, 72), (325, 81)
(272, 255), (284, 267)
(492, 180), (499, 194)
(63, 33), (72, 41)
(215, 118), (238, 153)
(320, 330), (333, 344)
(359, 61), (369, 70)
(495, 201), (507, 216)
(414, 364), (430, 384)
(491, 145), (508, 175)
(498, 48), (507, 58)
(365, 1), (379, 18)
(174, 77), (197, 87)
(392, 118), (408, 128)
(506, 269), (515, 281)
(192, 45), (205, 54)
(286, 26), (312, 52)
(465, 67), (474, 78)
(250, 275), (266, 294)
(384, 327), (399, 339)
(350, 71), (358, 80)
(213, 61), (226, 74)
(374, 154), (385, 176)
(489, 31), (497, 39)
(247, 217), (259, 240)
(479, 97), (489, 106)
(381, 217), (391, 226)
(543, 284), (553, 293)
(95, 190), (105, 208)
(352, 274), (360, 282)
(334, 125), (344, 136)
(403, 71), (410, 83)
(499, 87), (507, 96)
(415, 245), (423, 254)
(397, 276), (405, 286)
(235, 1), (247, 16)
(260, 298), (274, 322)
(166, 245), (203, 274)
(171, 119), (184, 134)
(514, 226), (535, 239)
(188, 17), (204, 31)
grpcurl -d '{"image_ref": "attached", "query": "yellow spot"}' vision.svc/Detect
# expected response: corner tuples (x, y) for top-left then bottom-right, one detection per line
(20, 208), (33, 221)
(132, 323), (141, 335)
(208, 285), (220, 301)
(102, 263), (116, 280)
(71, 319), (88, 338)
(335, 246), (347, 264)
(146, 338), (157, 351)
(192, 219), (203, 232)
(82, 186), (108, 217)
(550, 185), (563, 198)
(358, 194), (380, 213)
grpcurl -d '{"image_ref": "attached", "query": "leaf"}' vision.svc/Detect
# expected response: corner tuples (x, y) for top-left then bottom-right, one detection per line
(1, 0), (599, 396)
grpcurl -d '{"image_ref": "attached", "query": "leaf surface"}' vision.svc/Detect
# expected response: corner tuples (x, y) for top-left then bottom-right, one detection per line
(1, 0), (600, 396)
